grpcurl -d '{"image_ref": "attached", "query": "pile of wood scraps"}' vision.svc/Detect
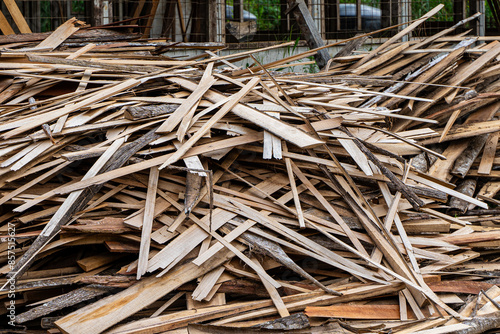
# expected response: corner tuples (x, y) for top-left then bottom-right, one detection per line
(0, 10), (500, 334)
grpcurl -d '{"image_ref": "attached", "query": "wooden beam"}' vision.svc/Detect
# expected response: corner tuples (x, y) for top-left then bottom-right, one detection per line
(287, 0), (331, 69)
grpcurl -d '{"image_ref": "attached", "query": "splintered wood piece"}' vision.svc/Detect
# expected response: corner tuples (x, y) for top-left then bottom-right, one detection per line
(251, 257), (289, 317)
(0, 10), (14, 35)
(283, 143), (305, 228)
(159, 77), (261, 169)
(36, 18), (83, 51)
(157, 63), (216, 134)
(66, 43), (96, 60)
(192, 267), (225, 302)
(137, 166), (159, 279)
(439, 109), (462, 142)
(478, 131), (499, 174)
(16, 286), (111, 324)
(0, 78), (145, 139)
(3, 0), (32, 33)
(55, 246), (242, 334)
(262, 111), (282, 160)
(167, 77), (323, 149)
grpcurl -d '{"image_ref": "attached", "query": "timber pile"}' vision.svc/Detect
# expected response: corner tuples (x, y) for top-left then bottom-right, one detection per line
(0, 9), (500, 334)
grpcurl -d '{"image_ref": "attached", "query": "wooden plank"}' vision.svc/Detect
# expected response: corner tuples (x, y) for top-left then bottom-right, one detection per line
(306, 304), (412, 320)
(287, 0), (331, 69)
(290, 161), (369, 256)
(3, 0), (32, 33)
(37, 18), (83, 51)
(0, 78), (145, 139)
(156, 63), (216, 134)
(167, 77), (323, 149)
(159, 77), (261, 169)
(478, 131), (499, 174)
(0, 10), (14, 35)
(136, 166), (159, 279)
(55, 246), (243, 334)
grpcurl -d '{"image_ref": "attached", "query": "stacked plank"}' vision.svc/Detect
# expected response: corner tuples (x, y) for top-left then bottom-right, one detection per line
(0, 11), (500, 334)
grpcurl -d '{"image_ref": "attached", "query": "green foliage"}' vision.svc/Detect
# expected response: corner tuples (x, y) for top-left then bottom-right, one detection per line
(40, 0), (85, 32)
(227, 0), (281, 31)
(411, 0), (454, 21)
(40, 1), (51, 32)
(276, 30), (318, 73)
(303, 56), (319, 74)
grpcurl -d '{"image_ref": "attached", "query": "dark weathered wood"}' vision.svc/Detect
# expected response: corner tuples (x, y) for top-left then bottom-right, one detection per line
(257, 313), (310, 330)
(16, 285), (112, 323)
(332, 34), (368, 58)
(448, 179), (477, 214)
(411, 145), (444, 173)
(452, 134), (489, 178)
(455, 311), (500, 334)
(226, 21), (257, 42)
(79, 275), (136, 287)
(287, 0), (331, 69)
(124, 104), (178, 120)
(178, 279), (270, 297)
(27, 54), (160, 73)
(0, 29), (140, 44)
(184, 172), (203, 214)
(232, 227), (341, 295)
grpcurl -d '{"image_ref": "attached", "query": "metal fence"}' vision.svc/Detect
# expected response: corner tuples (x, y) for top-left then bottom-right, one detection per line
(3, 0), (499, 41)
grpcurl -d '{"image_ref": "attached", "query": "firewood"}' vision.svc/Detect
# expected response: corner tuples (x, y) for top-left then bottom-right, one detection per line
(1, 10), (500, 333)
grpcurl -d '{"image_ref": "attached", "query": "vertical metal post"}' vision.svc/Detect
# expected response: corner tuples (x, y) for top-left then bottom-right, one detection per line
(93, 0), (113, 26)
(356, 0), (362, 31)
(67, 0), (71, 20)
(400, 0), (411, 42)
(219, 0), (226, 43)
(118, 0), (124, 21)
(478, 0), (486, 37)
(310, 0), (324, 38)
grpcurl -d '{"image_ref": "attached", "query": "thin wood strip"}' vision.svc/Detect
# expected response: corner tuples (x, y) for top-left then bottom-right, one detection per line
(136, 166), (159, 279)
